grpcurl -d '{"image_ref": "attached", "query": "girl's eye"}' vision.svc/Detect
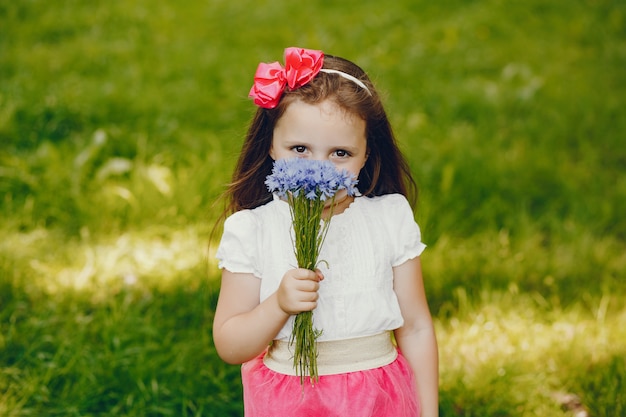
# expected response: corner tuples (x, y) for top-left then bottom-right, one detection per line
(334, 149), (350, 158)
(292, 146), (307, 154)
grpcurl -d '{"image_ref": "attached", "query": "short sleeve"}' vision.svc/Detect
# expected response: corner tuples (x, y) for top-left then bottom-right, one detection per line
(215, 210), (261, 278)
(386, 195), (426, 266)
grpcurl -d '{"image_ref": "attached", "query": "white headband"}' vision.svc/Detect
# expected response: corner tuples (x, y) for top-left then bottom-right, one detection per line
(319, 69), (372, 95)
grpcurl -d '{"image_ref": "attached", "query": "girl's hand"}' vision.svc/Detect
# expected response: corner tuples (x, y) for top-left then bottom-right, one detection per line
(277, 268), (324, 315)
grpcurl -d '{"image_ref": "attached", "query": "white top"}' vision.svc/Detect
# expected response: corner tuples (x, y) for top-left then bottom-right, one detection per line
(216, 193), (426, 342)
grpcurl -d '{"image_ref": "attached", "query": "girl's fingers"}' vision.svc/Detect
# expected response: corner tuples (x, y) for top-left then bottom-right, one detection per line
(292, 268), (321, 281)
(315, 269), (325, 281)
(277, 268), (322, 314)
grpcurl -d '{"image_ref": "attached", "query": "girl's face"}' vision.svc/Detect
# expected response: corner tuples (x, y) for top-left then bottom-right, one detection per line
(270, 99), (368, 179)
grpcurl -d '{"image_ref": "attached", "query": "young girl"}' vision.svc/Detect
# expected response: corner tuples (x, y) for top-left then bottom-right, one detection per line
(213, 47), (438, 417)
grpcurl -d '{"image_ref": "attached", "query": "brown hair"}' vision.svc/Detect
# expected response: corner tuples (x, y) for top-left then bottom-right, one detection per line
(221, 54), (417, 217)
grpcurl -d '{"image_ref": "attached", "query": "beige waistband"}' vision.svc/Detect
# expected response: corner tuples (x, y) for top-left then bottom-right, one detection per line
(263, 332), (398, 376)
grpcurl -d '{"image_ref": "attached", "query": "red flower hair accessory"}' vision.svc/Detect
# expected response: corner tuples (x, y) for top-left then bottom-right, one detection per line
(249, 47), (324, 109)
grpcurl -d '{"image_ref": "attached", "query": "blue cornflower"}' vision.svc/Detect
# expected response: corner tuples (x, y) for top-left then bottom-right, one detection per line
(265, 158), (358, 200)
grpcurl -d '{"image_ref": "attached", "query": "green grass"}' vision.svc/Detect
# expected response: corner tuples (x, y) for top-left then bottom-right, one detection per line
(1, 0), (625, 415)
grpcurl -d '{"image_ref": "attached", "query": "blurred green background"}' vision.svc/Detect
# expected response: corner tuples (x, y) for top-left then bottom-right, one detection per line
(1, 0), (625, 416)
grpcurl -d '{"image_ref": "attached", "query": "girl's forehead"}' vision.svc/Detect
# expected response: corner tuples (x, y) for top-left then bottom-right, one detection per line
(272, 100), (366, 150)
(279, 99), (363, 127)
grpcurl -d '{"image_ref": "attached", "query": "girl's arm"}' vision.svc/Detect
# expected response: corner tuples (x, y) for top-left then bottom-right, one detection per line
(212, 268), (322, 364)
(393, 256), (439, 417)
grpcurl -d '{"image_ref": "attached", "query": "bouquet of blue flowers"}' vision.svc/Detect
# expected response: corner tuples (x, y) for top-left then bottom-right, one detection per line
(265, 158), (358, 383)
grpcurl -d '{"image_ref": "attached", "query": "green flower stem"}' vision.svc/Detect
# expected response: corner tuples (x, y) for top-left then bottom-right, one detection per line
(287, 193), (336, 385)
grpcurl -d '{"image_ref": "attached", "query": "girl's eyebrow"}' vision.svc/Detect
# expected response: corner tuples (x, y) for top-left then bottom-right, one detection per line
(282, 139), (311, 146)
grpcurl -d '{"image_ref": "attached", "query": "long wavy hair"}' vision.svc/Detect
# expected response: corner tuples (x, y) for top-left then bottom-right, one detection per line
(221, 54), (417, 218)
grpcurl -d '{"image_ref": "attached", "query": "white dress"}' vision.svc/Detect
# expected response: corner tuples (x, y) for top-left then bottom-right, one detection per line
(216, 193), (426, 342)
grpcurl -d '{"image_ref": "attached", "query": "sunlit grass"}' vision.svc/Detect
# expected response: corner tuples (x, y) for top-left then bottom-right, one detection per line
(437, 289), (625, 415)
(423, 228), (626, 311)
(2, 227), (624, 415)
(0, 228), (239, 417)
(0, 225), (215, 294)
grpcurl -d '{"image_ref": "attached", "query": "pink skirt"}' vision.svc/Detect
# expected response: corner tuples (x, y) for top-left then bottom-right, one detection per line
(241, 350), (420, 417)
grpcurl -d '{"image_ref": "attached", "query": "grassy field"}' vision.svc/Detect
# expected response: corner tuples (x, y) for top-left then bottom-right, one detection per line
(1, 0), (625, 416)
